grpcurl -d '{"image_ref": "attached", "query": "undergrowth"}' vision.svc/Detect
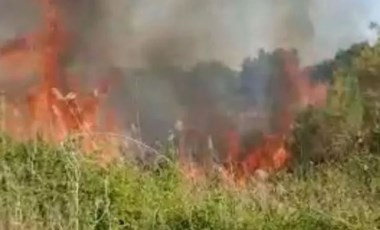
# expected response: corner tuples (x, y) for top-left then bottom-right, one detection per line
(0, 135), (379, 230)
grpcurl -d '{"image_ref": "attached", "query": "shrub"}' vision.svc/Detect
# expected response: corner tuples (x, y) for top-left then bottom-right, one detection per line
(0, 134), (379, 229)
(289, 107), (359, 173)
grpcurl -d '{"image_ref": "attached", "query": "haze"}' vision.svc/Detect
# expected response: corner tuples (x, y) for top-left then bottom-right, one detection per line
(0, 0), (378, 69)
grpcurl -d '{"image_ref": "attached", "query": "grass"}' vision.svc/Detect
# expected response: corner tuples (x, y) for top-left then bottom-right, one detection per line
(0, 135), (379, 230)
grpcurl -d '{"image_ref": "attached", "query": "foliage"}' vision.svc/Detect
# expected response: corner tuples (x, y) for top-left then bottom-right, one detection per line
(290, 33), (380, 171)
(350, 35), (380, 153)
(290, 107), (358, 173)
(354, 41), (380, 100)
(2, 24), (380, 230)
(184, 61), (240, 111)
(328, 68), (364, 129)
(0, 135), (379, 229)
(290, 66), (363, 171)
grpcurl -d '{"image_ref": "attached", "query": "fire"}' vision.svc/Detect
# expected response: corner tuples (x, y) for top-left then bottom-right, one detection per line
(181, 50), (327, 184)
(222, 50), (327, 184)
(0, 0), (121, 163)
(0, 0), (328, 180)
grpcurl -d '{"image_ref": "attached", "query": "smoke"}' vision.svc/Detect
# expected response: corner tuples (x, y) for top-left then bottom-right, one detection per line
(272, 0), (314, 62)
(105, 0), (236, 69)
(0, 0), (377, 144)
(104, 0), (376, 68)
(0, 1), (40, 41)
(0, 0), (376, 69)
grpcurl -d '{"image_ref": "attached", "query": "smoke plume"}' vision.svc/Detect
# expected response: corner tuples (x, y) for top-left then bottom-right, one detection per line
(0, 0), (376, 69)
(0, 0), (377, 145)
(104, 0), (375, 68)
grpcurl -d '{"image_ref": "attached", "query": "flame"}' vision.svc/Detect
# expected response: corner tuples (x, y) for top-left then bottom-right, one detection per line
(0, 0), (328, 180)
(176, 50), (327, 185)
(0, 0), (121, 163)
(180, 51), (327, 187)
(222, 50), (327, 185)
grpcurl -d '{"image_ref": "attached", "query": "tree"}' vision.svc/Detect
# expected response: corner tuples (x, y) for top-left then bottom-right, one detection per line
(328, 68), (363, 129)
(354, 41), (380, 101)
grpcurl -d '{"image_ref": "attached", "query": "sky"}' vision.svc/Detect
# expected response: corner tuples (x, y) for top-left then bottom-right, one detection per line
(0, 0), (380, 69)
(221, 0), (380, 66)
(369, 0), (380, 22)
(105, 0), (380, 68)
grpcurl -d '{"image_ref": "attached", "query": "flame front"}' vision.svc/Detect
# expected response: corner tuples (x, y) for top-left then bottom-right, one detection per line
(0, 0), (120, 163)
(223, 51), (327, 184)
(181, 50), (327, 186)
(0, 0), (328, 180)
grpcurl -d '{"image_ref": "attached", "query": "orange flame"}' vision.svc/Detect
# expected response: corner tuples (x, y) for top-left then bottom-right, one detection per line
(0, 1), (328, 179)
(223, 50), (327, 185)
(176, 50), (327, 185)
(0, 0), (121, 163)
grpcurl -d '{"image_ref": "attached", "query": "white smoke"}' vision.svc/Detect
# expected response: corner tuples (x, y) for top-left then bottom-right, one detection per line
(103, 0), (377, 68)
(0, 0), (377, 69)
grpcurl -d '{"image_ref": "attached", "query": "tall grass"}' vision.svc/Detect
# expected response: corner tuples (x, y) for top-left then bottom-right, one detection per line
(0, 134), (379, 229)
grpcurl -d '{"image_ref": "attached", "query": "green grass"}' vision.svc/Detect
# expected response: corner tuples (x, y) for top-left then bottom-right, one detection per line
(0, 135), (379, 230)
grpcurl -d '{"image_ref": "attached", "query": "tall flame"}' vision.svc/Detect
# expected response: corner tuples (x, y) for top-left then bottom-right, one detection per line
(0, 0), (121, 163)
(224, 50), (327, 184)
(0, 0), (328, 178)
(177, 50), (328, 185)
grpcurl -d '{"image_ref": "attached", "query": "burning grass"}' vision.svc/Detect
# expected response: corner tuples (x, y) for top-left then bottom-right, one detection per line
(0, 0), (124, 165)
(0, 1), (379, 228)
(0, 135), (379, 229)
(0, 0), (332, 181)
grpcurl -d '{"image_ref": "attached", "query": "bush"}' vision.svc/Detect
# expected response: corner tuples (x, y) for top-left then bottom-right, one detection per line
(289, 107), (359, 172)
(0, 135), (379, 229)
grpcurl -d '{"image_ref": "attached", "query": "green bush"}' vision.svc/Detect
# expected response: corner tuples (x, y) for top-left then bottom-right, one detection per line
(289, 107), (358, 173)
(0, 134), (379, 229)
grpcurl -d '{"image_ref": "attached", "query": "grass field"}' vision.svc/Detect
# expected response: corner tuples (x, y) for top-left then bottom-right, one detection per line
(0, 134), (379, 230)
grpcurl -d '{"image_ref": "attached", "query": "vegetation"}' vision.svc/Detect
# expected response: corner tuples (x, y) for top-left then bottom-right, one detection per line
(2, 26), (380, 230)
(0, 135), (379, 230)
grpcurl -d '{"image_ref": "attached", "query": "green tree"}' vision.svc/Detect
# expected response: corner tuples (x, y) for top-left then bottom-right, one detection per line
(354, 41), (380, 101)
(328, 68), (363, 129)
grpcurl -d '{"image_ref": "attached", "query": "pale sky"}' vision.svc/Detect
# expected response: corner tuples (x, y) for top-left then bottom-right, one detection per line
(106, 0), (380, 68)
(0, 0), (379, 68)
